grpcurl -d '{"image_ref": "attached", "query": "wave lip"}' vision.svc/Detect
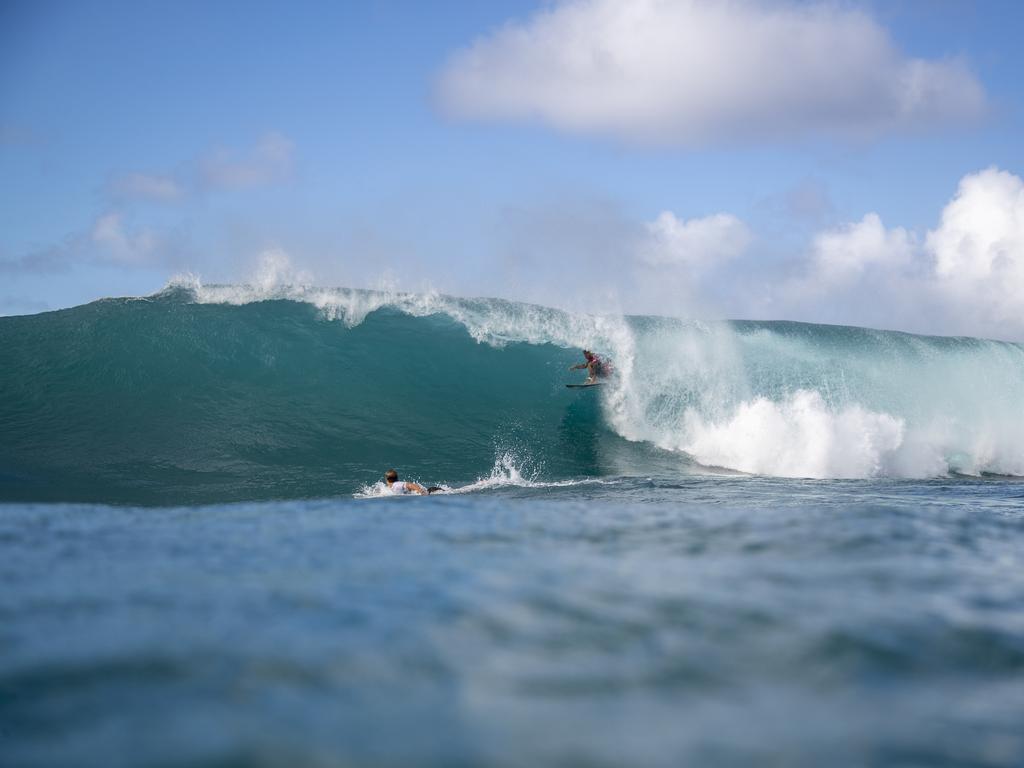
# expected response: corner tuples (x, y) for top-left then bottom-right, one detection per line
(165, 273), (634, 351)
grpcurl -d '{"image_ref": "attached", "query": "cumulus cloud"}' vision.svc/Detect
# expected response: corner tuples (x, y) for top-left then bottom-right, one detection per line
(437, 0), (986, 145)
(808, 213), (915, 288)
(927, 167), (1024, 332)
(770, 167), (1024, 340)
(199, 132), (295, 190)
(640, 211), (751, 271)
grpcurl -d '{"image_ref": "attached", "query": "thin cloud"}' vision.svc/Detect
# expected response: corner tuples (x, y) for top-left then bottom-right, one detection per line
(1, 210), (188, 275)
(437, 0), (987, 146)
(108, 132), (295, 203)
(482, 201), (751, 318)
(198, 132), (295, 191)
(0, 241), (79, 274)
(91, 212), (162, 265)
(0, 122), (47, 148)
(0, 295), (50, 316)
(109, 172), (184, 203)
(783, 179), (834, 223)
(2, 133), (294, 275)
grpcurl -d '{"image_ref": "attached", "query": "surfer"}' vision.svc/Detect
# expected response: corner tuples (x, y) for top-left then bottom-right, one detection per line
(569, 349), (611, 384)
(384, 469), (443, 495)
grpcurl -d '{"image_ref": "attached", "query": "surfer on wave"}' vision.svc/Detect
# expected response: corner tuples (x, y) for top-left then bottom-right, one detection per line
(569, 349), (612, 384)
(385, 469), (443, 495)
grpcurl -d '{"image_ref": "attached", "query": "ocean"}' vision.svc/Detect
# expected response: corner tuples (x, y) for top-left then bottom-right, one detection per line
(2, 283), (1023, 767)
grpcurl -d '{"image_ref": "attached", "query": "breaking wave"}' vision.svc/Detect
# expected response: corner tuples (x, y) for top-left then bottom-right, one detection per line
(2, 277), (1022, 504)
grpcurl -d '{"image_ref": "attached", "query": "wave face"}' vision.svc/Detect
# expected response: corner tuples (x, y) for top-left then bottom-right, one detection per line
(2, 281), (1023, 504)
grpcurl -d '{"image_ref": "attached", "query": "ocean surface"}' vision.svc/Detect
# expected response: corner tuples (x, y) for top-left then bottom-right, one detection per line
(2, 283), (1023, 767)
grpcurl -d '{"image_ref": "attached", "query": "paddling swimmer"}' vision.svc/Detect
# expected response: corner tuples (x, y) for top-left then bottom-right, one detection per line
(569, 349), (611, 384)
(384, 469), (443, 495)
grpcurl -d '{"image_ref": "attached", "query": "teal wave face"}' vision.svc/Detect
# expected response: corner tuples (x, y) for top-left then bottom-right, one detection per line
(0, 294), (623, 504)
(2, 286), (1023, 504)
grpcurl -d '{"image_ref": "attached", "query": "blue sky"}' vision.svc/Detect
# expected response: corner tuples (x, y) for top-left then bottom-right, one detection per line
(3, 0), (1024, 339)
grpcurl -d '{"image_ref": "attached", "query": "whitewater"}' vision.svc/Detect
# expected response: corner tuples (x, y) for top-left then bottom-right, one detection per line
(2, 282), (1023, 768)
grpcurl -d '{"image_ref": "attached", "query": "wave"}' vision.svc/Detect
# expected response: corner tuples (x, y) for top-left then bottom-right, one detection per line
(1, 278), (1022, 504)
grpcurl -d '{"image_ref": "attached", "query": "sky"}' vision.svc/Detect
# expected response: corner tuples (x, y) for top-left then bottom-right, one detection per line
(2, 0), (1024, 340)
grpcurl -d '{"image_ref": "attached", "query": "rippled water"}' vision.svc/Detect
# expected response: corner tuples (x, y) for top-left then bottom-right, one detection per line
(2, 477), (1023, 767)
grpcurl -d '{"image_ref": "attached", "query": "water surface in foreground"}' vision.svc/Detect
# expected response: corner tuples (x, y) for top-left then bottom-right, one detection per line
(2, 476), (1023, 767)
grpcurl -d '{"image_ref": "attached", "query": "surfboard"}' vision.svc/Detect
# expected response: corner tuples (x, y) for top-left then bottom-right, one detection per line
(566, 382), (604, 388)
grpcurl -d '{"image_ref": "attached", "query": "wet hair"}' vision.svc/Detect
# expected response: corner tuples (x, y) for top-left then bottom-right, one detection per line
(385, 469), (398, 483)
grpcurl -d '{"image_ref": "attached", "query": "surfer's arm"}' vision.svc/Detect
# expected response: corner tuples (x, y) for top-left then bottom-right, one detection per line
(568, 363), (587, 370)
(406, 482), (428, 495)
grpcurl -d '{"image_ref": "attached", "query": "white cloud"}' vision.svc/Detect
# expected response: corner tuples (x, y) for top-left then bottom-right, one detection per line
(809, 213), (915, 287)
(437, 0), (986, 145)
(927, 167), (1024, 331)
(199, 132), (295, 190)
(766, 167), (1024, 340)
(91, 212), (160, 265)
(630, 210), (751, 318)
(641, 211), (750, 271)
